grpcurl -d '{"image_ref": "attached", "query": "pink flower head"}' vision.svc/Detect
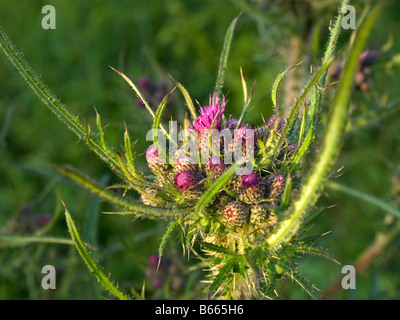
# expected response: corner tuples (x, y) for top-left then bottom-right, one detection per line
(193, 94), (226, 134)
(146, 144), (168, 173)
(174, 171), (202, 191)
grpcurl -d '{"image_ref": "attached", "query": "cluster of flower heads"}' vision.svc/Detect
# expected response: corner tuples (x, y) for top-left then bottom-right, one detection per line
(16, 204), (51, 234)
(141, 93), (296, 231)
(145, 253), (186, 293)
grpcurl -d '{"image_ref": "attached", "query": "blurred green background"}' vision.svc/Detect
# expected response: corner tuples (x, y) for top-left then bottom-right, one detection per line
(0, 0), (399, 299)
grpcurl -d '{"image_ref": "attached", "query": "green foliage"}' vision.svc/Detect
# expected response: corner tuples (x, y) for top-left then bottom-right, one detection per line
(0, 0), (399, 300)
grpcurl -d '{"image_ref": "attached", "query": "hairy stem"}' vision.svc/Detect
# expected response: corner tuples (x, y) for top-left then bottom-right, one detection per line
(267, 2), (382, 250)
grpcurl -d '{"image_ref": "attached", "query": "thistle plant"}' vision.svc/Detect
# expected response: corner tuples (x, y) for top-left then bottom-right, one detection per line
(0, 0), (383, 300)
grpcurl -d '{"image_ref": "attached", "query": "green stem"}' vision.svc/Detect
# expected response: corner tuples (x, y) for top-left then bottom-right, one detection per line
(55, 166), (192, 219)
(302, 0), (350, 151)
(267, 3), (383, 250)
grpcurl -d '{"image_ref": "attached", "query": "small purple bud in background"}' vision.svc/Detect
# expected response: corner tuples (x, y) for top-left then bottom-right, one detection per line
(138, 76), (157, 94)
(149, 254), (161, 269)
(222, 118), (242, 131)
(359, 50), (379, 69)
(266, 115), (286, 132)
(32, 214), (52, 229)
(151, 277), (165, 289)
(135, 97), (145, 108)
(329, 63), (342, 80)
(256, 126), (268, 141)
(139, 77), (151, 89)
(171, 275), (185, 291)
(21, 203), (32, 216)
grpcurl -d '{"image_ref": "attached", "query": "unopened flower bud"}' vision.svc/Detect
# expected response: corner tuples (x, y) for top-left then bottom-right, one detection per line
(174, 153), (199, 174)
(268, 173), (285, 198)
(222, 118), (241, 131)
(205, 156), (226, 175)
(139, 77), (157, 94)
(238, 173), (265, 204)
(148, 254), (161, 269)
(152, 276), (165, 289)
(174, 171), (203, 192)
(223, 201), (250, 226)
(232, 126), (256, 157)
(141, 188), (166, 207)
(359, 50), (379, 69)
(250, 203), (270, 225)
(146, 144), (169, 174)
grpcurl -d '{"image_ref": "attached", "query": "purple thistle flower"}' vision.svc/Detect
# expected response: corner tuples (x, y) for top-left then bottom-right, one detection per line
(193, 94), (226, 134)
(174, 171), (202, 191)
(146, 144), (159, 160)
